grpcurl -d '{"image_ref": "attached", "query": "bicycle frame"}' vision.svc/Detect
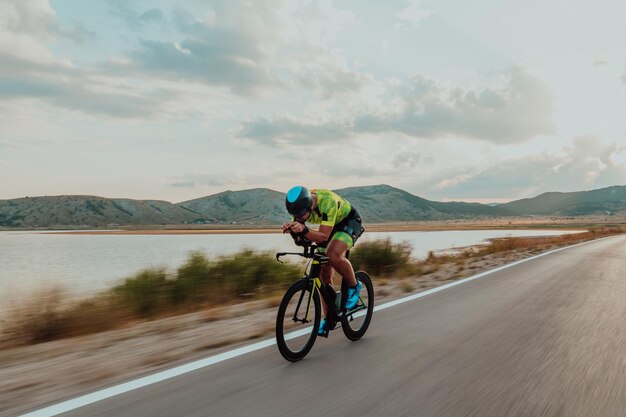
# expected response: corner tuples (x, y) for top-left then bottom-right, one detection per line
(277, 245), (367, 336)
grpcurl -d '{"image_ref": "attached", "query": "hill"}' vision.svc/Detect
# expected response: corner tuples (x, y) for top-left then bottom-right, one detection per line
(0, 196), (206, 228)
(177, 184), (506, 225)
(177, 188), (285, 225)
(335, 185), (506, 222)
(1, 184), (625, 228)
(498, 185), (626, 216)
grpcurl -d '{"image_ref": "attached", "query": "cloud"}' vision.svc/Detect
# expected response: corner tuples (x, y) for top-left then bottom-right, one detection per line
(236, 115), (351, 144)
(392, 151), (423, 169)
(140, 8), (164, 24)
(297, 54), (369, 99)
(125, 35), (274, 95)
(427, 136), (626, 200)
(0, 0), (61, 64)
(237, 67), (555, 145)
(168, 171), (276, 189)
(102, 3), (283, 96)
(107, 1), (164, 28)
(396, 0), (431, 29)
(0, 1), (174, 118)
(356, 68), (554, 142)
(1, 0), (369, 119)
(0, 57), (174, 118)
(0, 1), (93, 58)
(110, 1), (362, 97)
(283, 0), (356, 46)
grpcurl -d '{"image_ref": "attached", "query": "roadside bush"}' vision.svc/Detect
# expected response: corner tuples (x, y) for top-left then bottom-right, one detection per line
(350, 239), (414, 276)
(112, 250), (302, 313)
(60, 296), (122, 337)
(173, 252), (214, 304)
(7, 228), (623, 348)
(112, 269), (174, 316)
(11, 287), (66, 343)
(2, 288), (126, 347)
(208, 250), (301, 302)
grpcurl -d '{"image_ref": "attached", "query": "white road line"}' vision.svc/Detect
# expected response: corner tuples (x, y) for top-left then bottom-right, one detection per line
(19, 236), (613, 417)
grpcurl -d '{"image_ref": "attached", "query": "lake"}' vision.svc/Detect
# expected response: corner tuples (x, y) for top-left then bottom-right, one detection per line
(0, 229), (580, 303)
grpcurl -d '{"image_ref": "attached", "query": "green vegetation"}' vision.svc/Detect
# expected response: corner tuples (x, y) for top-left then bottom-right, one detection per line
(113, 250), (301, 316)
(350, 239), (415, 276)
(113, 269), (174, 316)
(3, 228), (625, 348)
(2, 250), (302, 346)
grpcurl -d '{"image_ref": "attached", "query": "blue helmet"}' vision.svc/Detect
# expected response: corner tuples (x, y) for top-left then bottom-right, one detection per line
(285, 186), (313, 217)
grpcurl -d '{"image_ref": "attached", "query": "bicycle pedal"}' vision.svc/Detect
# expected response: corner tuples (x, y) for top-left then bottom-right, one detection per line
(319, 320), (337, 338)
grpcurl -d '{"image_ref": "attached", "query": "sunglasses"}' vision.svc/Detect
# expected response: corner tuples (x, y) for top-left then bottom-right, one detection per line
(294, 209), (309, 219)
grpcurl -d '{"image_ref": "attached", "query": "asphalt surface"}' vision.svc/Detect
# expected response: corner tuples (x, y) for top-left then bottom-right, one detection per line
(28, 235), (626, 417)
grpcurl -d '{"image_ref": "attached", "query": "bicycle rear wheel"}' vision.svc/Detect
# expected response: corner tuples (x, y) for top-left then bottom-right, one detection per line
(276, 279), (321, 362)
(341, 271), (374, 341)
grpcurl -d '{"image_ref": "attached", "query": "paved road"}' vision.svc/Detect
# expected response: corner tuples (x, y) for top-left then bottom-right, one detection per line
(31, 236), (626, 416)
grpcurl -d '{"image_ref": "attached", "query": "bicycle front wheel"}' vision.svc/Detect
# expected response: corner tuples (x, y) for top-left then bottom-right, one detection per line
(341, 271), (374, 341)
(275, 279), (321, 362)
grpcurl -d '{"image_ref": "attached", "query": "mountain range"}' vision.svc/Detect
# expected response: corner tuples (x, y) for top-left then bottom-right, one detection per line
(0, 184), (624, 228)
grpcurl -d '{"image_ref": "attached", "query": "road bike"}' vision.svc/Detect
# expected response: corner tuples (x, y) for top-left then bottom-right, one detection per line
(275, 233), (374, 362)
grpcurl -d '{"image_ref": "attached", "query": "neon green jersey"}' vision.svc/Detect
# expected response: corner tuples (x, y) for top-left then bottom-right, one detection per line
(307, 189), (352, 227)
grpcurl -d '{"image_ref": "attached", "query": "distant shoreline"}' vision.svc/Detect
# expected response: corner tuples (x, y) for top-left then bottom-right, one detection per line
(33, 217), (625, 235)
(2, 216), (623, 235)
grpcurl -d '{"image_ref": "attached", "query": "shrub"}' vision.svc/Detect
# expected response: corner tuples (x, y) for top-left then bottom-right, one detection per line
(112, 250), (302, 313)
(60, 296), (122, 337)
(22, 287), (65, 343)
(112, 269), (174, 316)
(2, 287), (68, 345)
(173, 252), (214, 304)
(350, 239), (414, 276)
(6, 228), (623, 347)
(208, 250), (301, 301)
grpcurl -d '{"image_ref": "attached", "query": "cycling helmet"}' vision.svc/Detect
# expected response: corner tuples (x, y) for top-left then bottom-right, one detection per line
(285, 186), (313, 217)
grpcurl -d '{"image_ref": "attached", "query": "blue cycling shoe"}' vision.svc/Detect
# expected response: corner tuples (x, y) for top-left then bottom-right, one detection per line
(318, 318), (327, 335)
(345, 281), (363, 310)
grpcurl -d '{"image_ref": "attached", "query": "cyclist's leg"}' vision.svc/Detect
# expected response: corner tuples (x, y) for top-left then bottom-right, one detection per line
(320, 263), (333, 285)
(326, 236), (357, 287)
(319, 263), (333, 317)
(327, 234), (364, 310)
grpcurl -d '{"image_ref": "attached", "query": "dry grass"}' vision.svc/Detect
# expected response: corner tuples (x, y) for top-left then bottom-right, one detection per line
(399, 280), (415, 293)
(264, 294), (284, 308)
(416, 227), (625, 273)
(1, 287), (128, 349)
(82, 368), (117, 384)
(194, 340), (233, 351)
(201, 309), (231, 323)
(141, 353), (182, 368)
(2, 226), (623, 350)
(246, 324), (275, 340)
(1, 250), (300, 348)
(376, 277), (390, 287)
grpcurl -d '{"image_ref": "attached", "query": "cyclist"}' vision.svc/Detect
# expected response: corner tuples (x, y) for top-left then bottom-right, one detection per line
(282, 185), (364, 335)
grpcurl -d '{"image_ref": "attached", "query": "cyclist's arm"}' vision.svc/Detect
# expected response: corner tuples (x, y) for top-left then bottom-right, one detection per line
(304, 224), (332, 244)
(287, 222), (331, 244)
(303, 195), (338, 243)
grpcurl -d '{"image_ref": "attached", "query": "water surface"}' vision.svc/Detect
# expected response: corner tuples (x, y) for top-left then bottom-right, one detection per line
(0, 229), (578, 300)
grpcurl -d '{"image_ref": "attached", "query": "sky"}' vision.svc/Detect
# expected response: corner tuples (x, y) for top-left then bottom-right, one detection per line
(0, 0), (625, 203)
